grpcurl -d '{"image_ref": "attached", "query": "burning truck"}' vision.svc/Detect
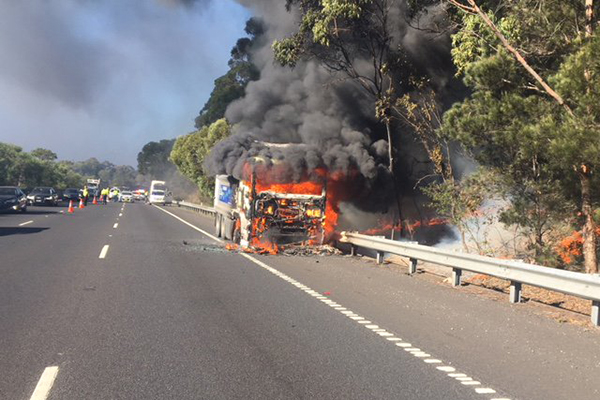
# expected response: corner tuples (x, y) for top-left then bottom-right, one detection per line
(213, 172), (327, 252)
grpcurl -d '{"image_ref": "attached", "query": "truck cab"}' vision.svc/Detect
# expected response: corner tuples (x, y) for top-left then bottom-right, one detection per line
(213, 174), (326, 249)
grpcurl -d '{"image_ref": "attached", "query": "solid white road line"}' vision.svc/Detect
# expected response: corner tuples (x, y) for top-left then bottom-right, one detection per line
(113, 223), (118, 229)
(29, 366), (59, 400)
(99, 245), (109, 259)
(19, 220), (34, 226)
(154, 205), (221, 242)
(157, 204), (510, 400)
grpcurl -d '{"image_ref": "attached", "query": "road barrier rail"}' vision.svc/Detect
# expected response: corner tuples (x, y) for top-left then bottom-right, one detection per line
(173, 200), (216, 216)
(340, 231), (600, 326)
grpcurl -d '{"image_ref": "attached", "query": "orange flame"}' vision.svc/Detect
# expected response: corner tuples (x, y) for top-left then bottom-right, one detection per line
(556, 227), (600, 265)
(361, 218), (447, 236)
(254, 180), (323, 196)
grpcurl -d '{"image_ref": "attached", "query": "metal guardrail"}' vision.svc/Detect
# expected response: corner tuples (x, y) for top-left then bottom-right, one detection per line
(173, 200), (216, 216)
(340, 231), (600, 326)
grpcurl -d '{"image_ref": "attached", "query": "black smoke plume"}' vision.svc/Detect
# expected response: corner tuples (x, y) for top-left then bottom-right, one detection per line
(205, 0), (457, 219)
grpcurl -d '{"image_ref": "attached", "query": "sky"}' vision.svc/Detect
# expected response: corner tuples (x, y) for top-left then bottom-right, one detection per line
(0, 0), (250, 166)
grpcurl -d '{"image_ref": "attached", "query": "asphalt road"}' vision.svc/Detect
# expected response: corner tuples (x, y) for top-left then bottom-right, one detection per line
(1, 201), (599, 399)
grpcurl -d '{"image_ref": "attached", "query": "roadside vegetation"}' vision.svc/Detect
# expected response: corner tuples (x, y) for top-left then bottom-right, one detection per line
(156, 2), (599, 273)
(0, 142), (142, 190)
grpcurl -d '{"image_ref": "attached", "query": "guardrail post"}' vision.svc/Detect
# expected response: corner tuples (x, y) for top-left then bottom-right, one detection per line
(592, 301), (600, 327)
(409, 258), (417, 275)
(376, 251), (384, 264)
(509, 281), (522, 303)
(350, 245), (356, 256)
(452, 268), (462, 287)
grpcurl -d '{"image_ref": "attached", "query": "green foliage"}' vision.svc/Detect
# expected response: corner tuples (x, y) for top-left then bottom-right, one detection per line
(0, 142), (84, 188)
(31, 148), (58, 161)
(548, 34), (600, 171)
(136, 139), (176, 179)
(273, 0), (370, 66)
(0, 143), (23, 185)
(194, 63), (259, 129)
(170, 119), (231, 197)
(440, 0), (600, 263)
(107, 165), (137, 188)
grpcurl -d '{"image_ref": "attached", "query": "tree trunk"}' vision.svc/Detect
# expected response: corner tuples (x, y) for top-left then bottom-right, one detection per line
(385, 119), (405, 238)
(580, 171), (598, 273)
(581, 1), (597, 274)
(385, 120), (395, 174)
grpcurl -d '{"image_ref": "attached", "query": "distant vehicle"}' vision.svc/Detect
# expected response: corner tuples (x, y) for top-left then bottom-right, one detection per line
(0, 186), (27, 213)
(87, 178), (101, 197)
(133, 189), (146, 201)
(148, 180), (172, 205)
(62, 188), (80, 203)
(120, 190), (134, 203)
(27, 187), (59, 206)
(108, 187), (120, 200)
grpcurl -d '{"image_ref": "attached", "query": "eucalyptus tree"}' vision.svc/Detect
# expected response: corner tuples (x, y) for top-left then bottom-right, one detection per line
(444, 0), (600, 271)
(170, 119), (232, 198)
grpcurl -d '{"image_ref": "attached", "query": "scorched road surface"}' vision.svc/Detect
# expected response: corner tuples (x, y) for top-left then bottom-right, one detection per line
(0, 202), (598, 400)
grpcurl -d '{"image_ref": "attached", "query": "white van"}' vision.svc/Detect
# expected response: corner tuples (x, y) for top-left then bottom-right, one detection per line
(148, 180), (172, 205)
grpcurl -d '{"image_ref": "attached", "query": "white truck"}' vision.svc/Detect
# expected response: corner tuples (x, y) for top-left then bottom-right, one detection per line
(148, 180), (172, 205)
(213, 174), (327, 248)
(86, 178), (100, 197)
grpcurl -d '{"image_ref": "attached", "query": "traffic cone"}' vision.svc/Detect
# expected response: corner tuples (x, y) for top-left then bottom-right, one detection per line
(79, 198), (85, 209)
(93, 196), (98, 205)
(68, 200), (75, 214)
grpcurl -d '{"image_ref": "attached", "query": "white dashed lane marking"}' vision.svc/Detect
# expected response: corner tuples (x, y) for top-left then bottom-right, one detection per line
(19, 220), (33, 226)
(156, 206), (510, 400)
(113, 223), (118, 229)
(237, 251), (510, 399)
(99, 245), (109, 259)
(29, 366), (59, 400)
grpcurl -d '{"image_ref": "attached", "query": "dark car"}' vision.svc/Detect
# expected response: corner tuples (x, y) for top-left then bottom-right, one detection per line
(26, 187), (59, 206)
(62, 188), (81, 202)
(0, 186), (27, 213)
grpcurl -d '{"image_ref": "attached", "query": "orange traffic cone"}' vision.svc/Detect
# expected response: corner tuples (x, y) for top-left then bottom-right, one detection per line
(68, 200), (75, 213)
(79, 198), (85, 209)
(93, 196), (98, 205)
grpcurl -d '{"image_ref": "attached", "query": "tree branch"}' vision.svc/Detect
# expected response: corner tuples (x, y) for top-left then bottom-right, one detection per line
(456, 0), (575, 117)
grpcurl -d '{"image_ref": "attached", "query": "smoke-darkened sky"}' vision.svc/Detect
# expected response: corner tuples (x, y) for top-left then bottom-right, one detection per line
(0, 0), (249, 166)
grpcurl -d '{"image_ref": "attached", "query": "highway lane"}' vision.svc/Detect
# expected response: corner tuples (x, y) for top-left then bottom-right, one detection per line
(45, 202), (488, 399)
(0, 202), (125, 399)
(160, 204), (600, 400)
(1, 201), (598, 399)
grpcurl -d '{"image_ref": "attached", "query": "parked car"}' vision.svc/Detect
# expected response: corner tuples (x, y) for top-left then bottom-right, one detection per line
(120, 191), (134, 203)
(27, 187), (59, 206)
(0, 186), (27, 213)
(62, 188), (81, 203)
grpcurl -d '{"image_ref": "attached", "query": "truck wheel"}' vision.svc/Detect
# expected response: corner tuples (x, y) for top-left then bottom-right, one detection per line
(215, 215), (222, 237)
(219, 216), (226, 239)
(233, 226), (241, 244)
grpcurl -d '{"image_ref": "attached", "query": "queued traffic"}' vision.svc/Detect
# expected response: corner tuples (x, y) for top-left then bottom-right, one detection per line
(0, 179), (172, 213)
